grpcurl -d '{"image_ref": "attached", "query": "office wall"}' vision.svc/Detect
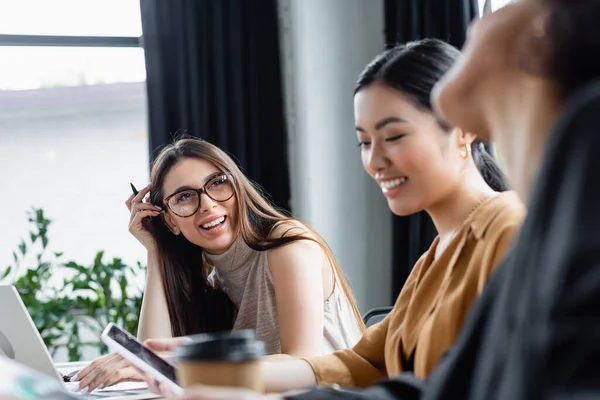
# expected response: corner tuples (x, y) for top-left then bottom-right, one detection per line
(278, 0), (392, 313)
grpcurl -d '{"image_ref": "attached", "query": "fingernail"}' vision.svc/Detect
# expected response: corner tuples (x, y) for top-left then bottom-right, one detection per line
(80, 386), (89, 394)
(98, 384), (104, 390)
(154, 206), (162, 210)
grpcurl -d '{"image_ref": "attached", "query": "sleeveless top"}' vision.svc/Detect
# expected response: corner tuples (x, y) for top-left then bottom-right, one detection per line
(205, 237), (363, 355)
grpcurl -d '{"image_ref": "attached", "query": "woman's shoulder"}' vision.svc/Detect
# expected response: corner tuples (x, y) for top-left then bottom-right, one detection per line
(471, 191), (526, 240)
(468, 191), (526, 291)
(268, 219), (318, 241)
(265, 219), (324, 265)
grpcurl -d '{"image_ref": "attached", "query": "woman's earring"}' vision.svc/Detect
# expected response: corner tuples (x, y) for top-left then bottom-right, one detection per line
(460, 143), (471, 159)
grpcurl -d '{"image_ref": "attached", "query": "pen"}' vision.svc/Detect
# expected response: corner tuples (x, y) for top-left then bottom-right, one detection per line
(130, 182), (139, 196)
(63, 369), (80, 382)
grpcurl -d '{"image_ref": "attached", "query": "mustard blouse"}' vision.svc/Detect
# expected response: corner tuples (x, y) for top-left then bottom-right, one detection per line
(305, 191), (526, 387)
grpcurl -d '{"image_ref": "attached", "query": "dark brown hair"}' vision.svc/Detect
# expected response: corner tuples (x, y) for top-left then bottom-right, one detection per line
(356, 38), (509, 192)
(148, 137), (366, 337)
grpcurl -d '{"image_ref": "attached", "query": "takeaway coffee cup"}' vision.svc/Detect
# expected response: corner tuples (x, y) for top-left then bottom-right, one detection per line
(174, 330), (266, 392)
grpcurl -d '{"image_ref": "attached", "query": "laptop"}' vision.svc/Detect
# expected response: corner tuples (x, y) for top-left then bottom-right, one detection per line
(0, 285), (160, 399)
(0, 355), (81, 400)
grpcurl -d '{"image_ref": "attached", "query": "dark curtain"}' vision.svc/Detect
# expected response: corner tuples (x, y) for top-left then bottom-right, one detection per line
(139, 0), (291, 211)
(384, 0), (479, 301)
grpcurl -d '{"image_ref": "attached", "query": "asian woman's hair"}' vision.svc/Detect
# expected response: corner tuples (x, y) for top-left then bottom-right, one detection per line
(355, 38), (509, 192)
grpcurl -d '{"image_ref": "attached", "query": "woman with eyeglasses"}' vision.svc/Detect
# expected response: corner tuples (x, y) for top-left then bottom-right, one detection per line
(72, 137), (365, 393)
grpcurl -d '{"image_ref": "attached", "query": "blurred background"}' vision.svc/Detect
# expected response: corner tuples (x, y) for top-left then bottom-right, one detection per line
(0, 0), (510, 362)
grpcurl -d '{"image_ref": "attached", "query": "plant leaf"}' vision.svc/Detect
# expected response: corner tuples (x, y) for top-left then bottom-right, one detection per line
(18, 241), (27, 255)
(0, 266), (11, 280)
(11, 206), (144, 362)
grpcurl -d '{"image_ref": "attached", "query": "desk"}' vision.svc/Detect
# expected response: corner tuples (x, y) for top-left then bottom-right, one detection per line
(55, 362), (164, 400)
(55, 362), (304, 400)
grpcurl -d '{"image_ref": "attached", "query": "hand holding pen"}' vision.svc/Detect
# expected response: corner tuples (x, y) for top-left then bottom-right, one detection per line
(125, 183), (163, 251)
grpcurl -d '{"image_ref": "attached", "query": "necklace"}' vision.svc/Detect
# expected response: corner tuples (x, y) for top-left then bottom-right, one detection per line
(434, 196), (491, 260)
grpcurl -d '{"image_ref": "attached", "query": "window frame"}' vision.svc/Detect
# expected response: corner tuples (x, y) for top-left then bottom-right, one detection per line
(0, 34), (141, 48)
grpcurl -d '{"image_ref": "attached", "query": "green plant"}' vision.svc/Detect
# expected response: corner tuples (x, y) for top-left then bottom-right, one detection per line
(1, 208), (144, 361)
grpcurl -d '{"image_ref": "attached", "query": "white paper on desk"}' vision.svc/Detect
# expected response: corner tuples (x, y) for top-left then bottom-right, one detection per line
(97, 381), (149, 392)
(64, 381), (147, 392)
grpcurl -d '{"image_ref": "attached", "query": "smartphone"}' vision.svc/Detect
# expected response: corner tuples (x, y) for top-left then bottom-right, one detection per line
(100, 323), (183, 396)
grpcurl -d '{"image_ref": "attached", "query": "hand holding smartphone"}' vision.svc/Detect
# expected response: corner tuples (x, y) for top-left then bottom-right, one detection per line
(100, 323), (183, 396)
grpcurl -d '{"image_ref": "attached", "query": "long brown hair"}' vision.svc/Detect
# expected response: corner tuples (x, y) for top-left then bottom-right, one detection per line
(148, 137), (366, 337)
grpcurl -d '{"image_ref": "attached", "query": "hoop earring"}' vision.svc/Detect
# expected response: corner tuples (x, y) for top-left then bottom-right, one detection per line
(460, 143), (471, 159)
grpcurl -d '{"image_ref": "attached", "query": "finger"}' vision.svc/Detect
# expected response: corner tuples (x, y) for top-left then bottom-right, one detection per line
(158, 382), (174, 398)
(144, 337), (191, 352)
(75, 353), (115, 380)
(161, 353), (175, 366)
(131, 202), (163, 214)
(129, 210), (162, 232)
(129, 202), (162, 224)
(76, 366), (103, 392)
(104, 366), (145, 388)
(130, 210), (162, 230)
(131, 183), (153, 205)
(144, 373), (161, 394)
(74, 353), (120, 384)
(80, 357), (130, 392)
(125, 193), (136, 211)
(89, 358), (132, 390)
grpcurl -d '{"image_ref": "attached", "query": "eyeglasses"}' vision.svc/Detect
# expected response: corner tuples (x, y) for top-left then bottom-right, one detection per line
(163, 173), (235, 218)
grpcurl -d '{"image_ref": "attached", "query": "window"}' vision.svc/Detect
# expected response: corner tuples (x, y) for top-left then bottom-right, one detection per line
(0, 0), (142, 37)
(0, 1), (148, 300)
(478, 0), (514, 15)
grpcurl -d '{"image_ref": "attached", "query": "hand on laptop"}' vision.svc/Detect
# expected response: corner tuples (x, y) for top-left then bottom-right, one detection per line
(72, 352), (144, 393)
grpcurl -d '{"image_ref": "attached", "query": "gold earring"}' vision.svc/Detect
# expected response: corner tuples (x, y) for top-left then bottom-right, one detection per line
(460, 143), (471, 159)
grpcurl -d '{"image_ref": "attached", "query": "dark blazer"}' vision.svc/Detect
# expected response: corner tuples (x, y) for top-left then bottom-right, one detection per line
(289, 80), (600, 400)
